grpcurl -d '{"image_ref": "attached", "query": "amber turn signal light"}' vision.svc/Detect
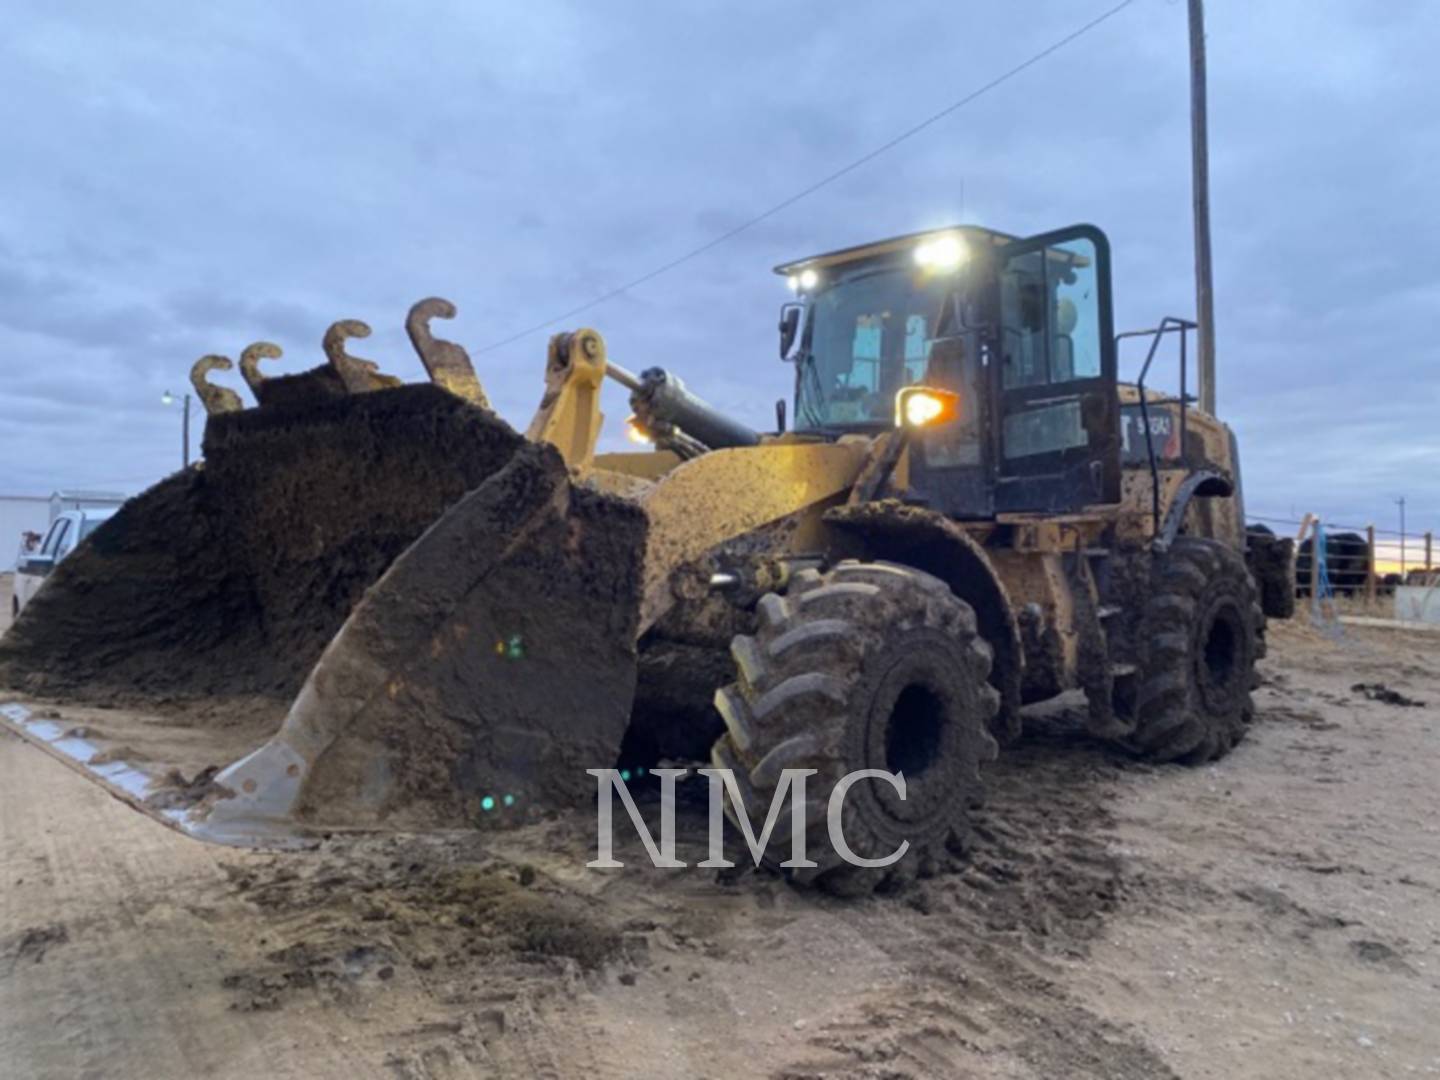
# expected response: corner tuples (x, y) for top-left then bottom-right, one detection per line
(895, 386), (960, 429)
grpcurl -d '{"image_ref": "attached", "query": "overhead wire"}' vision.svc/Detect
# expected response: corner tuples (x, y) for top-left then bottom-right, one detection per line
(474, 0), (1142, 353)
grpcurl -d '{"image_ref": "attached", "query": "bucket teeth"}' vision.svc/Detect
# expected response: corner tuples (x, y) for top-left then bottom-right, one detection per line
(189, 355), (246, 416)
(323, 318), (403, 394)
(239, 341), (284, 401)
(406, 297), (490, 409)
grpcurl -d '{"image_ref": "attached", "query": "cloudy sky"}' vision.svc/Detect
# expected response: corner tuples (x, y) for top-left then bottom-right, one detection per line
(2, 0), (1436, 547)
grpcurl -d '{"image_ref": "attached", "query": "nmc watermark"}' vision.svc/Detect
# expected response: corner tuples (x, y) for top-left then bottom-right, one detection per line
(586, 767), (910, 870)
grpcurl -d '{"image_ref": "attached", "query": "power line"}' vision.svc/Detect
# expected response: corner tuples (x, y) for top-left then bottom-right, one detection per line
(475, 0), (1142, 354)
(1250, 512), (1434, 540)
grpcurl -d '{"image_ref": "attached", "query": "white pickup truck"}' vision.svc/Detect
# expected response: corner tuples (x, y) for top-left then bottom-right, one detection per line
(12, 507), (118, 619)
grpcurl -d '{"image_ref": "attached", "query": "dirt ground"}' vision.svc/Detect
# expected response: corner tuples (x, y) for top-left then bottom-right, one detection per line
(3, 570), (1439, 1078)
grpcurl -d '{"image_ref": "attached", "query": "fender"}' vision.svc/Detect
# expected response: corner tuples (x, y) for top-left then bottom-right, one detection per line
(1158, 468), (1233, 549)
(821, 500), (1024, 743)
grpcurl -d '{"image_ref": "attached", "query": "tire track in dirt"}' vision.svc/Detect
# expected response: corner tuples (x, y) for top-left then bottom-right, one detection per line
(3, 680), (1303, 1079)
(760, 708), (1179, 1079)
(163, 702), (1178, 1078)
(8, 614), (1440, 1077)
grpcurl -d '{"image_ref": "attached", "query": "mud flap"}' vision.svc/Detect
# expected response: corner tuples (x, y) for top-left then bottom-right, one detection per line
(204, 442), (646, 840)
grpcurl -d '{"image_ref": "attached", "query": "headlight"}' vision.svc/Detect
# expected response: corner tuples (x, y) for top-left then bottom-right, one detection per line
(625, 416), (653, 444)
(895, 386), (960, 429)
(914, 234), (967, 271)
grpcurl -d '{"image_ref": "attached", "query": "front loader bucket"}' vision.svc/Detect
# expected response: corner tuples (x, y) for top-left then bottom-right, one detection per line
(205, 442), (646, 840)
(0, 385), (646, 844)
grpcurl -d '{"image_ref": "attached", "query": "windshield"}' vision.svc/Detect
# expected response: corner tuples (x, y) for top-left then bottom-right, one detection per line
(79, 515), (112, 540)
(795, 267), (967, 430)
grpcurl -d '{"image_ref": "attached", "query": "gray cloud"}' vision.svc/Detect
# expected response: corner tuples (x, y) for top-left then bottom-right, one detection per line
(0, 0), (1437, 534)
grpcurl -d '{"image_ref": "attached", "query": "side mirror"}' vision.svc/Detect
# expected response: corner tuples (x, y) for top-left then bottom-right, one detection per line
(778, 303), (802, 360)
(22, 553), (55, 576)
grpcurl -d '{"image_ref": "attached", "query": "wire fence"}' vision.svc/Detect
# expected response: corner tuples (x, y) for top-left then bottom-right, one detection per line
(1249, 512), (1423, 541)
(1250, 511), (1435, 577)
(1253, 510), (1440, 634)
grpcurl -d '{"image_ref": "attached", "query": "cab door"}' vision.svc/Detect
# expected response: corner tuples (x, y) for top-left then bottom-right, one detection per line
(16, 517), (70, 611)
(991, 225), (1120, 513)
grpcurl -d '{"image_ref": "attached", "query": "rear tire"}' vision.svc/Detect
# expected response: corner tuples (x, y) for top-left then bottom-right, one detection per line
(711, 560), (999, 896)
(1246, 529), (1296, 620)
(1123, 538), (1259, 764)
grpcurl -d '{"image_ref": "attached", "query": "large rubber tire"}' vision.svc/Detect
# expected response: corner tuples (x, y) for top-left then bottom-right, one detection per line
(710, 560), (999, 897)
(1246, 529), (1296, 620)
(1125, 538), (1260, 764)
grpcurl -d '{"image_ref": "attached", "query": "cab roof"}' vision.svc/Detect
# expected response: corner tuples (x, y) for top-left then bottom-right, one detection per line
(773, 224), (1019, 276)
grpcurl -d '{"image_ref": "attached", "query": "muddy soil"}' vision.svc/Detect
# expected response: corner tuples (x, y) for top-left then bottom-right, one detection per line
(0, 388), (532, 709)
(2, 613), (1439, 1078)
(0, 390), (651, 829)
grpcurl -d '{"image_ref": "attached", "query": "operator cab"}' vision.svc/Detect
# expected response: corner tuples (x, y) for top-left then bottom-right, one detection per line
(777, 224), (1119, 518)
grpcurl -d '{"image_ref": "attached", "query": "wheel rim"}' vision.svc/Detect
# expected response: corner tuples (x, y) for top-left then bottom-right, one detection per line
(884, 683), (946, 779)
(853, 628), (976, 836)
(1196, 597), (1247, 712)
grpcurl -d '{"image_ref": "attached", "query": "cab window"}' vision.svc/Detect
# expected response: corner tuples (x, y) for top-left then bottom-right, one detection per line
(55, 521), (78, 559)
(999, 236), (1103, 390)
(799, 269), (959, 428)
(903, 314), (929, 382)
(41, 519), (70, 557)
(844, 316), (882, 394)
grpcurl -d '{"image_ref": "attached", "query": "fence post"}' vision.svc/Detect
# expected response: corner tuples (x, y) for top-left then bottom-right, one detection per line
(1367, 523), (1377, 609)
(1310, 518), (1322, 617)
(1295, 513), (1315, 612)
(1426, 531), (1433, 577)
(1295, 513), (1314, 546)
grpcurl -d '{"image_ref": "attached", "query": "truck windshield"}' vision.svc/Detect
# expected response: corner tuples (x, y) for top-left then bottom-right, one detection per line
(79, 516), (110, 540)
(795, 267), (967, 430)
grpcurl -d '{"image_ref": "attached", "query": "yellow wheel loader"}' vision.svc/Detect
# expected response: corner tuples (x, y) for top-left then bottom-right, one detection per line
(0, 222), (1262, 895)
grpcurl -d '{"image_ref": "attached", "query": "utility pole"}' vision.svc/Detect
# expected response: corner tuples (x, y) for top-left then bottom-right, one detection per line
(1188, 0), (1217, 416)
(162, 390), (193, 468)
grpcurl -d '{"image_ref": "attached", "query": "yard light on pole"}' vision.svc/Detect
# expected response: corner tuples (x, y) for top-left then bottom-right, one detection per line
(162, 390), (192, 468)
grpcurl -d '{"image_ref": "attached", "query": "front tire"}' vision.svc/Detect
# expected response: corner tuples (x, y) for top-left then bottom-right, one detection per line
(711, 561), (999, 896)
(1124, 538), (1259, 763)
